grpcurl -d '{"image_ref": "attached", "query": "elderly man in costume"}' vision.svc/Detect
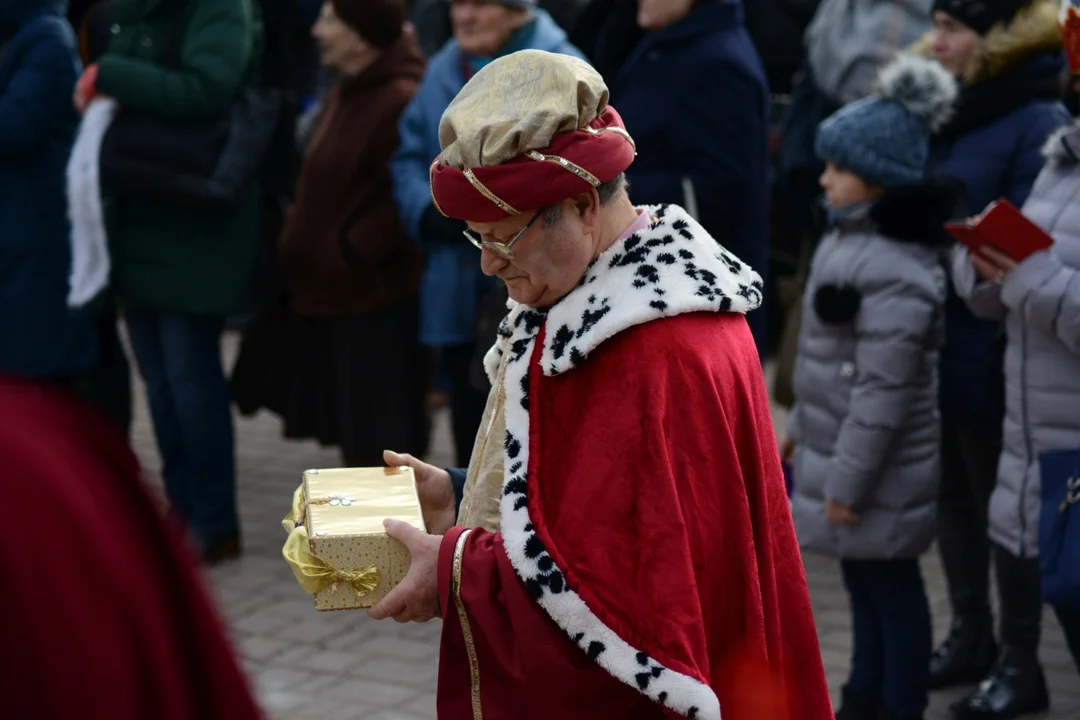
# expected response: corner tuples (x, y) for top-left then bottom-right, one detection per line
(370, 50), (832, 720)
(392, 0), (583, 469)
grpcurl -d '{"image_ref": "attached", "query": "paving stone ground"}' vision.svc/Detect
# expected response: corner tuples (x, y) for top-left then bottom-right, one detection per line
(127, 335), (1077, 720)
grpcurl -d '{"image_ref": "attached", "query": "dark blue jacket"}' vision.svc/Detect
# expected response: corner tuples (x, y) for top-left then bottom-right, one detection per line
(0, 0), (97, 378)
(610, 0), (770, 353)
(929, 54), (1070, 431)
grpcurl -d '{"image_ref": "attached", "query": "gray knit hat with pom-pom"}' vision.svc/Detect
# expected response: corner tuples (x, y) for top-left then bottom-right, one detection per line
(815, 55), (958, 188)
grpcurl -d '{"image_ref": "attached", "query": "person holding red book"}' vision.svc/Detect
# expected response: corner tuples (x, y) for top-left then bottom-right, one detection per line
(914, 0), (1071, 702)
(948, 5), (1080, 713)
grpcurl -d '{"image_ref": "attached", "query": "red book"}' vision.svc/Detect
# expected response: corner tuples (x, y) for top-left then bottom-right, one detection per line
(945, 198), (1054, 261)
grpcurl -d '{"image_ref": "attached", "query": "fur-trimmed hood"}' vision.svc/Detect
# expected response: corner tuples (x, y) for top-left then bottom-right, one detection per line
(1042, 118), (1080, 165)
(911, 0), (1062, 84)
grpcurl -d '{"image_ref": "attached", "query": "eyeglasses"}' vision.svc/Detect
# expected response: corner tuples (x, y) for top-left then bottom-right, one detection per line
(462, 209), (543, 261)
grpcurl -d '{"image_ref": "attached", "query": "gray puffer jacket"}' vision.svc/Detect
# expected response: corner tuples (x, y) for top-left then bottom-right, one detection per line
(952, 120), (1080, 559)
(789, 185), (952, 559)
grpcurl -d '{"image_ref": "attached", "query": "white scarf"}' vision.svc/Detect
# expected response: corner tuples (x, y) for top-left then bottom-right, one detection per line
(66, 97), (118, 307)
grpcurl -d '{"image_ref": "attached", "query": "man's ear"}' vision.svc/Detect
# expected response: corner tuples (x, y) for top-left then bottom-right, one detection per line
(571, 189), (601, 234)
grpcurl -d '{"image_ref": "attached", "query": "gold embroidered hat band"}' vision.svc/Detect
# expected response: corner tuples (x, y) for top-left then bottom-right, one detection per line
(429, 49), (637, 223)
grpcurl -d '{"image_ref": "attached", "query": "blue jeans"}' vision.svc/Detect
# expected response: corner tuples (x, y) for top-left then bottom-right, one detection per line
(841, 559), (932, 718)
(125, 310), (238, 551)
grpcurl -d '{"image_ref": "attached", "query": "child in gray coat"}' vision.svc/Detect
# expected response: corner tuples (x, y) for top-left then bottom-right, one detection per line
(781, 55), (957, 720)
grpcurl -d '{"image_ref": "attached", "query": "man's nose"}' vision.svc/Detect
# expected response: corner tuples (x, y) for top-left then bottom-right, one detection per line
(480, 249), (508, 276)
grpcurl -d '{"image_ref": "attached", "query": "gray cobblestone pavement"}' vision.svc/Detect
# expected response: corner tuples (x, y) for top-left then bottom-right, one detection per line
(127, 337), (1077, 719)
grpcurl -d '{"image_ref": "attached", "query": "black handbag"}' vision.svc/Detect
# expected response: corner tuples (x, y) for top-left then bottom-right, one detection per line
(99, 4), (282, 211)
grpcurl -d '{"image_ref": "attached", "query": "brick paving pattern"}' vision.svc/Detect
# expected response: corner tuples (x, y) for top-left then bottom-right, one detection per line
(127, 337), (1078, 719)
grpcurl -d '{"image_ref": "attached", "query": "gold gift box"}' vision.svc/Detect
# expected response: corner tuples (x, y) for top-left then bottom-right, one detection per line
(282, 466), (426, 611)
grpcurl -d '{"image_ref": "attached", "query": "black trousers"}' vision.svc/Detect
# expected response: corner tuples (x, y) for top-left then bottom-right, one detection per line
(70, 302), (133, 438)
(995, 545), (1080, 672)
(938, 418), (1003, 623)
(993, 544), (1043, 654)
(444, 343), (489, 468)
(1055, 605), (1080, 673)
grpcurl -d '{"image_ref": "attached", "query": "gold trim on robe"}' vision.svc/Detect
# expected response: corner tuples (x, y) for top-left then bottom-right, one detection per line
(452, 528), (482, 720)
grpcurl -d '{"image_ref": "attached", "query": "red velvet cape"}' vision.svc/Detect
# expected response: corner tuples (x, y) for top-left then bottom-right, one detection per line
(434, 205), (832, 719)
(0, 378), (263, 719)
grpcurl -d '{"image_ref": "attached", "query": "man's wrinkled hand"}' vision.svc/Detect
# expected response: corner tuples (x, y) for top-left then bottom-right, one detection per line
(384, 450), (456, 534)
(367, 519), (442, 623)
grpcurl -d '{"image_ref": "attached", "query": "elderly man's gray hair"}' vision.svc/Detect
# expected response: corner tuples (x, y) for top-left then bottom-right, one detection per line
(541, 173), (630, 228)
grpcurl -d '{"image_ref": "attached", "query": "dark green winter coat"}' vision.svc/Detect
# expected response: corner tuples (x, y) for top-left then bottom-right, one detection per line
(96, 0), (261, 315)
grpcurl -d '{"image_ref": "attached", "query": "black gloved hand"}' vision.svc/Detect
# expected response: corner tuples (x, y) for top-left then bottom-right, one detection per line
(421, 204), (467, 244)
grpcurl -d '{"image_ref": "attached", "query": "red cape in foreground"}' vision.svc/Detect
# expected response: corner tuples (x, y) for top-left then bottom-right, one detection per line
(0, 378), (262, 719)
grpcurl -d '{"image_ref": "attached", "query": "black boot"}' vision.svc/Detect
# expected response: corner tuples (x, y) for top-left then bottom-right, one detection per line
(951, 547), (1049, 719)
(836, 686), (880, 720)
(950, 647), (1049, 719)
(930, 615), (998, 689)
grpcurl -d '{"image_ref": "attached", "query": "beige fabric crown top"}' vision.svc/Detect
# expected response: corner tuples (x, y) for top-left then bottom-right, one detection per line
(437, 50), (609, 170)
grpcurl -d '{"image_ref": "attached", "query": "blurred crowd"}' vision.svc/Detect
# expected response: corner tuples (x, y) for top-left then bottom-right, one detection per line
(3, 0), (1080, 718)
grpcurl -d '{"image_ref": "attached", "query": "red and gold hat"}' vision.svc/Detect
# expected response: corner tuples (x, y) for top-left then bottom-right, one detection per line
(429, 50), (637, 223)
(1062, 0), (1080, 73)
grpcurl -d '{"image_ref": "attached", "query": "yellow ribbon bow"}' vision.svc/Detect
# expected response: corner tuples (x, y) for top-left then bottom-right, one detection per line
(281, 485), (380, 599)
